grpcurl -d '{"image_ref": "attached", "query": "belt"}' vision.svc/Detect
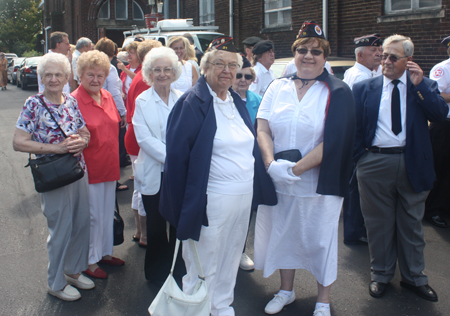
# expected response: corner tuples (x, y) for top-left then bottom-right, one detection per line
(370, 146), (405, 154)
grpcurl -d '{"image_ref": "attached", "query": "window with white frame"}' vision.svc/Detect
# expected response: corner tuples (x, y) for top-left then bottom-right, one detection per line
(98, 0), (110, 20)
(265, 0), (291, 28)
(133, 1), (144, 20)
(199, 0), (214, 26)
(385, 0), (441, 14)
(115, 0), (128, 20)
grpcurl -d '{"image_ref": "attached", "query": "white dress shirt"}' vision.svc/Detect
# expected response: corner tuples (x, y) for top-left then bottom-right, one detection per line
(102, 64), (126, 116)
(343, 62), (380, 89)
(372, 71), (407, 148)
(38, 50), (71, 94)
(430, 57), (450, 118)
(72, 49), (81, 82)
(249, 62), (275, 96)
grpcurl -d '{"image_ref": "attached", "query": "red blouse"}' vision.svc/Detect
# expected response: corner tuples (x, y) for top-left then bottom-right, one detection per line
(124, 70), (151, 156)
(72, 85), (121, 184)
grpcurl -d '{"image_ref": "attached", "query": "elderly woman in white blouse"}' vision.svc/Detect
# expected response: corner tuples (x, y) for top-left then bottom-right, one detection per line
(159, 36), (277, 316)
(132, 46), (185, 284)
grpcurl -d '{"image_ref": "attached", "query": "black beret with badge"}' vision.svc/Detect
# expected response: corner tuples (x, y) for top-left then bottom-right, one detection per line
(252, 40), (274, 55)
(242, 36), (263, 47)
(354, 34), (381, 47)
(207, 36), (239, 52)
(297, 21), (326, 40)
(441, 35), (450, 47)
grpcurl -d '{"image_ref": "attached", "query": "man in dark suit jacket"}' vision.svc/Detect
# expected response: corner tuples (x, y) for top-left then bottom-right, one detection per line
(353, 34), (449, 302)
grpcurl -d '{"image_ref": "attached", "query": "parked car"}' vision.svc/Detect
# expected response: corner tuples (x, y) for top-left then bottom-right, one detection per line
(16, 57), (42, 90)
(122, 18), (223, 53)
(270, 56), (355, 80)
(8, 57), (25, 85)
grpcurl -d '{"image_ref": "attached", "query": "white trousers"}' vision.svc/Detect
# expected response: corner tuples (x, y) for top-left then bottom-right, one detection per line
(130, 154), (146, 216)
(88, 181), (115, 265)
(182, 191), (252, 316)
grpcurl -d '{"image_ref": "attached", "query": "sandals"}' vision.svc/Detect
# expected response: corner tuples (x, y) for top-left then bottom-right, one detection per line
(116, 181), (128, 191)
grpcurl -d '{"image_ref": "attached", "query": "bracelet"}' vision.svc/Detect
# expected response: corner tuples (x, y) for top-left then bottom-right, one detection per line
(266, 160), (274, 171)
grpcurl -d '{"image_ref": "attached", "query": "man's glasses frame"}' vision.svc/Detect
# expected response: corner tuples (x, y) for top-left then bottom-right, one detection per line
(381, 54), (408, 63)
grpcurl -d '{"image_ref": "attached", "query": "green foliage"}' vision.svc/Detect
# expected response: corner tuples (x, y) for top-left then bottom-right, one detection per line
(0, 0), (42, 54)
(22, 50), (42, 57)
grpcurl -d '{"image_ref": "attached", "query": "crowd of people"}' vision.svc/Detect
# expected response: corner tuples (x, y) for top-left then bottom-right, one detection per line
(10, 20), (450, 316)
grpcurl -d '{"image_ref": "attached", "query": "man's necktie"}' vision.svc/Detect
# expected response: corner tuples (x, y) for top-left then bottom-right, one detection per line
(391, 79), (401, 135)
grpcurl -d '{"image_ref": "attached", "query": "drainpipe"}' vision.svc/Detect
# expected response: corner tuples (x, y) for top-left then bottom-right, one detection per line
(177, 0), (180, 18)
(229, 0), (233, 37)
(322, 0), (328, 39)
(44, 26), (51, 54)
(164, 0), (169, 19)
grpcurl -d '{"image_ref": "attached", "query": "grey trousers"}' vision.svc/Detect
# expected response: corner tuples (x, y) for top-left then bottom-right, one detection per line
(40, 175), (91, 291)
(357, 151), (429, 286)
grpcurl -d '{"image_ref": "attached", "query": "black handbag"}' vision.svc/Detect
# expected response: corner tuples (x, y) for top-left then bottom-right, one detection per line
(274, 149), (302, 163)
(114, 197), (124, 246)
(26, 96), (85, 193)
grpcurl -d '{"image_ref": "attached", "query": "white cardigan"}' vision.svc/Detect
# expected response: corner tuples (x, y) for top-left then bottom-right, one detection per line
(132, 86), (183, 195)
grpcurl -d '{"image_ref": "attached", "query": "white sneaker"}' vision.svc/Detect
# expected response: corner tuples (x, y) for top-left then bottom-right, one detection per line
(65, 274), (95, 290)
(313, 307), (331, 316)
(48, 284), (81, 301)
(239, 253), (255, 270)
(264, 291), (295, 314)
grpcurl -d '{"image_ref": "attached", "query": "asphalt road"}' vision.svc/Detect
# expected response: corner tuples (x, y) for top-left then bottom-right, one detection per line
(0, 84), (449, 316)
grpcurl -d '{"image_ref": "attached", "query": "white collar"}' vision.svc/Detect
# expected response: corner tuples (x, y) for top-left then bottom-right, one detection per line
(205, 82), (233, 104)
(383, 70), (407, 88)
(354, 62), (374, 76)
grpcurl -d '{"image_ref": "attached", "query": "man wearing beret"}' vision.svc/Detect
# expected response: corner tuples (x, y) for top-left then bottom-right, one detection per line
(342, 34), (383, 246)
(424, 35), (450, 228)
(353, 34), (447, 301)
(249, 40), (275, 96)
(242, 36), (263, 65)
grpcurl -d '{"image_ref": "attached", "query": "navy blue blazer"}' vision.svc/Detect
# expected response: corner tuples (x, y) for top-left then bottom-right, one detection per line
(353, 72), (449, 193)
(159, 76), (277, 241)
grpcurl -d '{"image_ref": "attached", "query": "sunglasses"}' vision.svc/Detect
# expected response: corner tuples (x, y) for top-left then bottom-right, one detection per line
(236, 73), (253, 80)
(381, 54), (408, 63)
(296, 48), (324, 56)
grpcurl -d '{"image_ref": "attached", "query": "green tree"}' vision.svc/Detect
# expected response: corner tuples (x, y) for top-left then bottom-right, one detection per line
(0, 0), (42, 54)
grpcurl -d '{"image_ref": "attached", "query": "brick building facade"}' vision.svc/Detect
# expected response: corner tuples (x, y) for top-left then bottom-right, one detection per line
(43, 0), (450, 73)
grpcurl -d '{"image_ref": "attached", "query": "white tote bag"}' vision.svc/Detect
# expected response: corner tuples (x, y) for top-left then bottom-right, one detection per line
(148, 239), (210, 316)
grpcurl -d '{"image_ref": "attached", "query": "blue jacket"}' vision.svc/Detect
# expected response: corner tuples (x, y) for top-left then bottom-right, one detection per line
(159, 76), (277, 241)
(353, 72), (448, 193)
(245, 90), (262, 124)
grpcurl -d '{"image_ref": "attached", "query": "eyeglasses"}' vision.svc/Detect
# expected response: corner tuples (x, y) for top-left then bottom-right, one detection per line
(236, 73), (253, 80)
(207, 61), (239, 70)
(296, 48), (324, 56)
(381, 54), (408, 63)
(150, 67), (173, 75)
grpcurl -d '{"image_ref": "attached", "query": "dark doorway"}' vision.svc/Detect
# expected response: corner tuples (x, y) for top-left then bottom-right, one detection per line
(105, 29), (129, 48)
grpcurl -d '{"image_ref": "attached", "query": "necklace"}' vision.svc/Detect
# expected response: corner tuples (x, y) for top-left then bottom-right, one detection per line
(216, 99), (235, 120)
(292, 75), (315, 91)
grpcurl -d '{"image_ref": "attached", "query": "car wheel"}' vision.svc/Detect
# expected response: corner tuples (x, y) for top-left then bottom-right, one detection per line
(17, 76), (21, 87)
(21, 77), (28, 90)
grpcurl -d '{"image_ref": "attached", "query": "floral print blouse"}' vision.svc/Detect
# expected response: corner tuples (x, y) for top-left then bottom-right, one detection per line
(16, 93), (87, 170)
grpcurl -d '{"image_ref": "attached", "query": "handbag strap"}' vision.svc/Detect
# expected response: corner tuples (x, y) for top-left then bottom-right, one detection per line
(36, 95), (68, 138)
(170, 239), (205, 281)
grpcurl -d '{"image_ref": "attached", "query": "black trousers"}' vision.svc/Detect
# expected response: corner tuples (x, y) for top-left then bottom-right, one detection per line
(118, 124), (128, 167)
(141, 173), (186, 285)
(425, 121), (450, 218)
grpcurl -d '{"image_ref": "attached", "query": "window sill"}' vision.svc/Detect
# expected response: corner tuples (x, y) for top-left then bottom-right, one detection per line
(377, 8), (445, 23)
(261, 25), (293, 34)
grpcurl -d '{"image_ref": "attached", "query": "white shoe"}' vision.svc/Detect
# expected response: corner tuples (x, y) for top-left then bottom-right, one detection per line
(65, 274), (95, 290)
(239, 253), (254, 270)
(48, 284), (81, 301)
(313, 307), (331, 316)
(264, 291), (295, 314)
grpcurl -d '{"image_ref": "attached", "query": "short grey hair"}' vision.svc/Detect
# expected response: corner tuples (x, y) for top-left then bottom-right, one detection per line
(37, 53), (71, 78)
(76, 37), (92, 50)
(383, 34), (414, 57)
(354, 46), (365, 59)
(199, 50), (243, 75)
(141, 47), (182, 86)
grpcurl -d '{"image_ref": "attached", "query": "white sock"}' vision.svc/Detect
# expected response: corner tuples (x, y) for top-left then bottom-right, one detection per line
(315, 302), (330, 310)
(278, 290), (292, 298)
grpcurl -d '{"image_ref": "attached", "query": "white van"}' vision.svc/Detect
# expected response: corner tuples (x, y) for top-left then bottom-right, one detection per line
(122, 19), (223, 53)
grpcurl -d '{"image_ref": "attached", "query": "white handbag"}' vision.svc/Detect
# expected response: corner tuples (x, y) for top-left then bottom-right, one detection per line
(148, 239), (210, 316)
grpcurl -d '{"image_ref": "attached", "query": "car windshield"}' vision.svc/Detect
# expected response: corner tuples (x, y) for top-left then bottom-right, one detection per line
(195, 34), (220, 53)
(27, 58), (40, 66)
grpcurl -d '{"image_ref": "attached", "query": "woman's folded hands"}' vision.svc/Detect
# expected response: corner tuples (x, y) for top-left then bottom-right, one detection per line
(267, 159), (302, 185)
